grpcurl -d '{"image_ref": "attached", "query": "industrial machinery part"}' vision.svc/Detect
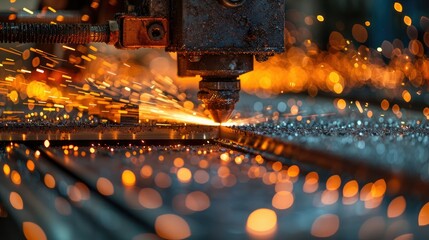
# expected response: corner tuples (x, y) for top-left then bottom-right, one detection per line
(0, 0), (285, 122)
(0, 10), (84, 23)
(0, 22), (110, 44)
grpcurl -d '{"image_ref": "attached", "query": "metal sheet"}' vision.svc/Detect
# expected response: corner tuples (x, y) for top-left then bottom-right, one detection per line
(1, 142), (428, 239)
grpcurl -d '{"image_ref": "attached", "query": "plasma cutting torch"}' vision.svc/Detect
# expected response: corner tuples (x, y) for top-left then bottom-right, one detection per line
(0, 0), (285, 122)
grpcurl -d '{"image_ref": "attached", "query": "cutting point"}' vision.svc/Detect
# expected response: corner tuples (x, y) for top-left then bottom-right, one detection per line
(208, 108), (234, 123)
(198, 77), (240, 123)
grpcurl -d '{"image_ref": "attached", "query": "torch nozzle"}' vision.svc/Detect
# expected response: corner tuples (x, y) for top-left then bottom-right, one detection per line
(207, 108), (235, 124)
(198, 77), (240, 123)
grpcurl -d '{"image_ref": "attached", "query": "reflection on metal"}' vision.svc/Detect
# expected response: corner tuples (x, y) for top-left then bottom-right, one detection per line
(0, 126), (219, 141)
(218, 126), (429, 199)
(1, 131), (429, 239)
(2, 144), (151, 239)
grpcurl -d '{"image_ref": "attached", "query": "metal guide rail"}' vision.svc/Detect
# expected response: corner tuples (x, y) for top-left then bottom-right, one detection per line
(0, 124), (429, 239)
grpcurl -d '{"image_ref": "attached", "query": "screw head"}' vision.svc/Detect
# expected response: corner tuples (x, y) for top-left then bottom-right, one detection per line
(147, 22), (165, 41)
(255, 53), (274, 63)
(188, 54), (202, 63)
(219, 0), (246, 8)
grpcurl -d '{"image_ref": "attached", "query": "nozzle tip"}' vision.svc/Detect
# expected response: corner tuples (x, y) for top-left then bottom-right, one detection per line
(208, 109), (234, 123)
(198, 77), (240, 123)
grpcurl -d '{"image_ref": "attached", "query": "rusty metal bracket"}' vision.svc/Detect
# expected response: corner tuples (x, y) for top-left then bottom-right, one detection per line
(116, 15), (169, 49)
